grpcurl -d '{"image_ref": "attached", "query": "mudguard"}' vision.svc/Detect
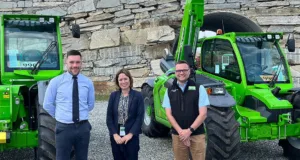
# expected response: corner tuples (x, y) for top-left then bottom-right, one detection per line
(37, 80), (49, 106)
(208, 91), (236, 108)
(142, 78), (156, 88)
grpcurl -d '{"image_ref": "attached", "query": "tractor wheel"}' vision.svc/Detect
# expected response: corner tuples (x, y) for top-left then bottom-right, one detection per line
(205, 106), (240, 160)
(279, 138), (300, 159)
(141, 85), (169, 137)
(37, 102), (56, 160)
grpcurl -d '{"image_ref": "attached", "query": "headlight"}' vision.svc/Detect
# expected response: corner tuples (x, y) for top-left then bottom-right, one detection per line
(275, 34), (281, 40)
(206, 86), (225, 95)
(39, 17), (45, 23)
(49, 17), (54, 23)
(267, 34), (272, 40)
(212, 87), (225, 95)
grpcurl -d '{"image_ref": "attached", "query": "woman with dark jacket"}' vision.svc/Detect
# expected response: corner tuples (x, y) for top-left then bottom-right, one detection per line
(106, 68), (144, 160)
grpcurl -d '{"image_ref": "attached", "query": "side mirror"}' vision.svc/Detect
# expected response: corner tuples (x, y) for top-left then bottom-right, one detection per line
(71, 24), (80, 38)
(286, 33), (295, 52)
(184, 45), (195, 69)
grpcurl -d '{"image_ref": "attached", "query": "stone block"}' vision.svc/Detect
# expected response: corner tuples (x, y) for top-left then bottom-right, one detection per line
(126, 56), (143, 65)
(90, 28), (120, 49)
(80, 21), (111, 28)
(81, 50), (98, 62)
(126, 0), (146, 5)
(135, 11), (150, 19)
(129, 68), (150, 78)
(80, 25), (103, 32)
(141, 0), (157, 7)
(157, 0), (177, 5)
(98, 45), (144, 59)
(205, 3), (240, 10)
(103, 5), (123, 13)
(132, 7), (156, 13)
(33, 2), (66, 7)
(132, 77), (147, 88)
(67, 0), (96, 14)
(89, 10), (104, 17)
(257, 16), (300, 25)
(115, 9), (131, 17)
(113, 14), (134, 23)
(125, 4), (140, 9)
(17, 1), (33, 7)
(121, 29), (148, 45)
(147, 26), (175, 43)
(257, 1), (289, 7)
(93, 66), (123, 76)
(62, 34), (90, 53)
(207, 0), (225, 3)
(143, 43), (170, 59)
(94, 58), (126, 67)
(267, 26), (294, 33)
(90, 76), (111, 82)
(124, 64), (147, 69)
(151, 59), (164, 76)
(36, 7), (67, 16)
(96, 0), (121, 8)
(0, 2), (17, 9)
(86, 13), (114, 22)
(64, 13), (88, 20)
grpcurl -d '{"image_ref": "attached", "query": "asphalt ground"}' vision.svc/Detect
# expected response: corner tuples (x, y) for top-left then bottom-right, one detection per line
(0, 101), (288, 160)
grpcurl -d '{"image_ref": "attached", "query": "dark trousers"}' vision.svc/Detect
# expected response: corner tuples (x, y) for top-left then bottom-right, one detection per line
(110, 136), (140, 160)
(55, 121), (91, 160)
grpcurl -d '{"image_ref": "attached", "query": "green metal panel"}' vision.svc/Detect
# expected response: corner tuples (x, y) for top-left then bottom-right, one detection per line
(0, 14), (64, 151)
(0, 130), (38, 151)
(175, 0), (204, 62)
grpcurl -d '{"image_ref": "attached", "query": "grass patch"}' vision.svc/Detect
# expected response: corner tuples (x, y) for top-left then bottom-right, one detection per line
(96, 94), (110, 101)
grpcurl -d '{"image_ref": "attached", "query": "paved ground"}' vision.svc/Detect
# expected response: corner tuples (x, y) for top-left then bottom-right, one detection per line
(0, 101), (288, 160)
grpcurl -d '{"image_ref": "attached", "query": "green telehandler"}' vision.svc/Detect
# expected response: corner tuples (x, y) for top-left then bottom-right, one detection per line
(141, 0), (300, 159)
(0, 14), (80, 159)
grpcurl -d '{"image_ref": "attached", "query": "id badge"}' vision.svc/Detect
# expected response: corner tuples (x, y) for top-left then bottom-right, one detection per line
(119, 125), (126, 136)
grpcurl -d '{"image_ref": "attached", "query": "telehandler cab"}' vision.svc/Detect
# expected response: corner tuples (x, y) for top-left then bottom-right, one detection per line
(141, 0), (300, 159)
(0, 14), (79, 159)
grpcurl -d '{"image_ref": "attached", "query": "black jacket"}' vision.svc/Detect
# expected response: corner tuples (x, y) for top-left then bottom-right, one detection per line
(106, 89), (144, 136)
(168, 79), (205, 135)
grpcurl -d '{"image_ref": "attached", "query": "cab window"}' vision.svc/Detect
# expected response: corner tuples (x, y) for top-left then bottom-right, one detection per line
(201, 39), (241, 83)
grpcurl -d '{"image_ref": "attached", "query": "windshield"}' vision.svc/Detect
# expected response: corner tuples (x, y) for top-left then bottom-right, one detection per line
(237, 37), (289, 84)
(4, 20), (59, 72)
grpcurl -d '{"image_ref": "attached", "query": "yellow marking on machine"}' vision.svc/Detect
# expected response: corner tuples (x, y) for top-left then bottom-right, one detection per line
(3, 95), (9, 99)
(0, 132), (7, 143)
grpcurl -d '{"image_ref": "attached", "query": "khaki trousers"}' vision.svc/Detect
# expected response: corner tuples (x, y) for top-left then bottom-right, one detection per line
(172, 134), (206, 160)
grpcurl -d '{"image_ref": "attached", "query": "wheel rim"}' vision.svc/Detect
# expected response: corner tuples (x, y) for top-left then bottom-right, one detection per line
(144, 97), (151, 126)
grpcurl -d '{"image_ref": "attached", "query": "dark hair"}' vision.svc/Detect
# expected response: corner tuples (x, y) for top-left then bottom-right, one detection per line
(115, 69), (133, 89)
(67, 50), (82, 58)
(176, 60), (189, 67)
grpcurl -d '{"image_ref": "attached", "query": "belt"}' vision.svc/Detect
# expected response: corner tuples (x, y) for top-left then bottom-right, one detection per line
(57, 120), (88, 125)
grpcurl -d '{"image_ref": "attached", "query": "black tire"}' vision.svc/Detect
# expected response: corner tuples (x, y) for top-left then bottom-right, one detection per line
(205, 106), (240, 160)
(279, 138), (300, 159)
(36, 102), (56, 160)
(141, 85), (169, 137)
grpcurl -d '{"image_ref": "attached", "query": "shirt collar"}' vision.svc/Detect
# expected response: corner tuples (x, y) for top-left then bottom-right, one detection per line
(177, 81), (188, 89)
(66, 71), (80, 80)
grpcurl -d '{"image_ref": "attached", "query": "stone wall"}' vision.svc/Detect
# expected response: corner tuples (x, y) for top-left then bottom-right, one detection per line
(1, 0), (300, 93)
